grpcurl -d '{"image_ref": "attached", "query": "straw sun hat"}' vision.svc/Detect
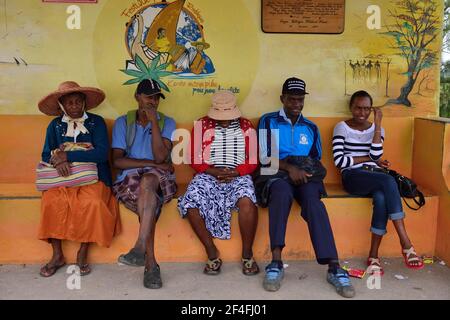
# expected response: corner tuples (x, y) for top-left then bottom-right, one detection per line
(38, 81), (105, 116)
(207, 90), (241, 120)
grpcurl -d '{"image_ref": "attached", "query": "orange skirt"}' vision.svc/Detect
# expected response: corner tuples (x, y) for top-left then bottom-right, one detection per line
(38, 181), (121, 247)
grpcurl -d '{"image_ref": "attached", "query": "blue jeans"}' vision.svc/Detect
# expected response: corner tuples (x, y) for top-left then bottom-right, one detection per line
(342, 168), (405, 236)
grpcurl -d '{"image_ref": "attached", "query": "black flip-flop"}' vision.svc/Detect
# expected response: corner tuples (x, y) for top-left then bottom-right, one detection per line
(118, 248), (146, 267)
(78, 263), (91, 276)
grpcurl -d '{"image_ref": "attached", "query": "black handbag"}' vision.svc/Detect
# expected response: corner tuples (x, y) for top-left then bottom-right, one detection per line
(285, 156), (327, 182)
(386, 169), (425, 211)
(253, 156), (327, 207)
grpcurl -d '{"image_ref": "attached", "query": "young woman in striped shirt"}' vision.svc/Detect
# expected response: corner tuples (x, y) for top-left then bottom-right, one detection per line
(332, 90), (423, 275)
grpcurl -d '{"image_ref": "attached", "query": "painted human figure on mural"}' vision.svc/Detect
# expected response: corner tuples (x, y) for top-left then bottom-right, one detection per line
(170, 40), (214, 74)
(366, 60), (373, 82)
(355, 61), (361, 81)
(191, 41), (215, 74)
(349, 60), (357, 82)
(149, 28), (175, 70)
(361, 60), (367, 79)
(153, 28), (171, 53)
(375, 60), (382, 82)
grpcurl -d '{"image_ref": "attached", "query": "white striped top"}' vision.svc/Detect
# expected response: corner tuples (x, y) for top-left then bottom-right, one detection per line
(208, 119), (245, 168)
(332, 121), (385, 171)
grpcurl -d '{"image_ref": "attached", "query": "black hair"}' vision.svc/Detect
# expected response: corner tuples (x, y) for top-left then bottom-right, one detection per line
(349, 90), (373, 108)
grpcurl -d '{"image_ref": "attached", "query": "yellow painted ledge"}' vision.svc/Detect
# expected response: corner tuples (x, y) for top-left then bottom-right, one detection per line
(0, 184), (41, 198)
(0, 195), (438, 264)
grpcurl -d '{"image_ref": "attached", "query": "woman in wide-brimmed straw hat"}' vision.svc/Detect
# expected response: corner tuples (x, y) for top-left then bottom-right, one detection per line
(177, 90), (260, 276)
(37, 81), (121, 278)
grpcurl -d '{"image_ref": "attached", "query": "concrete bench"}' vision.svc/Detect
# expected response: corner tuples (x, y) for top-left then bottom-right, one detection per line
(0, 115), (440, 264)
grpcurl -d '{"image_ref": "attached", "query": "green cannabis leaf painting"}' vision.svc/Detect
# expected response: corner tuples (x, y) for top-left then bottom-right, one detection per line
(121, 54), (172, 92)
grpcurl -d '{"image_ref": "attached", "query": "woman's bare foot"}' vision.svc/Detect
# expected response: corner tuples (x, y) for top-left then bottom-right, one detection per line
(76, 243), (91, 276)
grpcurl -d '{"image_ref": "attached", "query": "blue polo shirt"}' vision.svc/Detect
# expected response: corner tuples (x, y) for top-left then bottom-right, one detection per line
(111, 114), (176, 183)
(258, 108), (322, 162)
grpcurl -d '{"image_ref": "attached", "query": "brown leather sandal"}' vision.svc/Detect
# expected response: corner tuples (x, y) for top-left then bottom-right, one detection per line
(39, 262), (66, 277)
(242, 257), (260, 276)
(203, 258), (222, 275)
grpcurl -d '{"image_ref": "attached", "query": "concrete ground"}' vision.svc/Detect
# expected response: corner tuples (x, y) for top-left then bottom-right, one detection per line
(0, 258), (449, 300)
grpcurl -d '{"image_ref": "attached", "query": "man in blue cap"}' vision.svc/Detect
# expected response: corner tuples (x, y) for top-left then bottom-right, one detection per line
(111, 78), (177, 289)
(256, 77), (355, 298)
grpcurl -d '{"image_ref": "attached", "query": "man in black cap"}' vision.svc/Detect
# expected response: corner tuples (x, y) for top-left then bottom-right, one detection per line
(111, 78), (177, 289)
(255, 77), (355, 298)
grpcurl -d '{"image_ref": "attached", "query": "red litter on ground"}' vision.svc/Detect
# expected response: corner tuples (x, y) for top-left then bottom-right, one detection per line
(342, 266), (366, 279)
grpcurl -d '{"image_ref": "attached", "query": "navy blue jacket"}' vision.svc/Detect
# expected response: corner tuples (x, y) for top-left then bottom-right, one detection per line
(41, 112), (113, 187)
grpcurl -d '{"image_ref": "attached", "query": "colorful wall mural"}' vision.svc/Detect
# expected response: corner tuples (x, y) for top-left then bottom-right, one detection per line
(0, 0), (444, 122)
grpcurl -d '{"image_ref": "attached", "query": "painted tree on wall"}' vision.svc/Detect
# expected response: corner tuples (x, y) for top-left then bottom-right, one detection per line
(443, 0), (450, 54)
(383, 0), (440, 107)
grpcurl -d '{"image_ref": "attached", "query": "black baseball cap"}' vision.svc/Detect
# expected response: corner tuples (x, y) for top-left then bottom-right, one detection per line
(136, 79), (166, 99)
(282, 77), (309, 95)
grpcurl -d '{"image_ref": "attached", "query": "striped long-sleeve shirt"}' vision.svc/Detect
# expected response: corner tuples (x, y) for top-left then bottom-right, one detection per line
(209, 119), (245, 168)
(332, 121), (385, 171)
(190, 116), (258, 176)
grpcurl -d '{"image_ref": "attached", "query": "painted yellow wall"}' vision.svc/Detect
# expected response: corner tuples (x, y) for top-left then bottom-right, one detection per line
(0, 115), (414, 184)
(0, 0), (443, 122)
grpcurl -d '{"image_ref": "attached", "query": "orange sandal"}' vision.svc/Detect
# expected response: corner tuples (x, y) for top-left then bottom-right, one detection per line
(402, 247), (424, 270)
(367, 257), (384, 276)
